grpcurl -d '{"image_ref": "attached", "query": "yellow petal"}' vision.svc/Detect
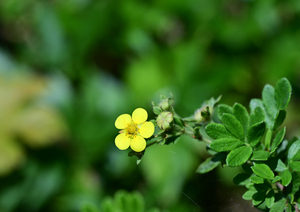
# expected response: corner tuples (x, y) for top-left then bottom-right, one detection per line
(139, 121), (155, 138)
(132, 108), (148, 124)
(115, 114), (131, 129)
(130, 135), (146, 152)
(115, 133), (130, 150)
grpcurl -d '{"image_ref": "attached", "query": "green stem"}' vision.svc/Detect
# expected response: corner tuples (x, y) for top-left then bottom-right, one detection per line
(265, 129), (272, 150)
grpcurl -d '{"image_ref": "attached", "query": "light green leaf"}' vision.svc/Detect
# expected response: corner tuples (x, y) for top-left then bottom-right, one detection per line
(250, 175), (264, 184)
(281, 169), (292, 186)
(205, 123), (234, 140)
(249, 99), (264, 113)
(210, 138), (244, 152)
(262, 84), (277, 119)
(220, 113), (245, 141)
(270, 127), (286, 154)
(196, 153), (226, 174)
(226, 146), (253, 167)
(250, 150), (270, 161)
(275, 159), (287, 172)
(272, 176), (281, 183)
(250, 106), (265, 126)
(265, 190), (275, 208)
(288, 140), (300, 161)
(251, 163), (274, 180)
(270, 198), (286, 212)
(289, 161), (300, 172)
(217, 104), (233, 120)
(233, 103), (250, 136)
(247, 121), (266, 147)
(243, 190), (257, 200)
(275, 78), (292, 110)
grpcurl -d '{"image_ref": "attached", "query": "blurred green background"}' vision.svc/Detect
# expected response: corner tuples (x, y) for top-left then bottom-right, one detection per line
(0, 0), (300, 212)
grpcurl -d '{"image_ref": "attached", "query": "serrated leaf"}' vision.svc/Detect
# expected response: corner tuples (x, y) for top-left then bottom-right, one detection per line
(217, 104), (233, 120)
(250, 175), (264, 184)
(247, 121), (266, 146)
(251, 150), (270, 161)
(233, 173), (252, 185)
(265, 190), (275, 208)
(275, 78), (292, 110)
(250, 106), (265, 126)
(243, 190), (257, 200)
(226, 146), (253, 167)
(196, 153), (226, 174)
(281, 169), (292, 186)
(273, 110), (286, 131)
(233, 103), (250, 136)
(270, 198), (286, 212)
(252, 163), (274, 180)
(270, 127), (286, 154)
(205, 123), (234, 140)
(262, 84), (277, 119)
(220, 113), (245, 141)
(210, 138), (244, 152)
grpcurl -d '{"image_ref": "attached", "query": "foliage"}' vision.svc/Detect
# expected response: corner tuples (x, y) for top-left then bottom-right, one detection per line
(131, 78), (300, 211)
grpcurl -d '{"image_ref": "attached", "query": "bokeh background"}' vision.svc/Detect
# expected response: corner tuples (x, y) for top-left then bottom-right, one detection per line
(0, 0), (300, 212)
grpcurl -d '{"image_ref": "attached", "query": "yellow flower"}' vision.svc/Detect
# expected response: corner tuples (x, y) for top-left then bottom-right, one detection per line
(115, 108), (155, 152)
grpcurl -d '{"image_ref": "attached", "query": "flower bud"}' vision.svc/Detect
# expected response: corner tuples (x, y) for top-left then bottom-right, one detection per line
(159, 99), (170, 110)
(156, 111), (173, 130)
(194, 106), (213, 122)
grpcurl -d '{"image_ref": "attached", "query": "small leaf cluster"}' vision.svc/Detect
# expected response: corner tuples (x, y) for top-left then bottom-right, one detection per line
(196, 78), (300, 211)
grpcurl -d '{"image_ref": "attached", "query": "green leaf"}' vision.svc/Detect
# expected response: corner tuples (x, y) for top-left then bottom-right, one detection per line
(251, 163), (274, 180)
(250, 175), (264, 184)
(196, 153), (226, 174)
(275, 159), (287, 172)
(243, 190), (257, 200)
(281, 169), (292, 186)
(285, 203), (293, 212)
(270, 127), (286, 154)
(247, 121), (266, 147)
(233, 103), (250, 136)
(272, 176), (281, 183)
(287, 172), (300, 195)
(273, 110), (286, 131)
(220, 113), (245, 141)
(226, 146), (253, 167)
(205, 123), (234, 140)
(288, 140), (300, 161)
(217, 104), (233, 120)
(252, 191), (265, 206)
(249, 99), (264, 113)
(210, 138), (244, 152)
(251, 150), (270, 161)
(275, 78), (292, 110)
(233, 173), (252, 186)
(262, 84), (277, 119)
(265, 190), (275, 208)
(289, 161), (300, 172)
(250, 106), (265, 126)
(270, 198), (286, 212)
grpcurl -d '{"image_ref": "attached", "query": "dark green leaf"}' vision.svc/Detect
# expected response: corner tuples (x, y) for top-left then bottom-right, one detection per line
(250, 175), (264, 184)
(287, 172), (300, 195)
(205, 123), (234, 140)
(247, 121), (266, 146)
(262, 84), (277, 119)
(251, 150), (270, 161)
(220, 113), (245, 141)
(250, 106), (265, 126)
(275, 78), (292, 110)
(217, 104), (233, 120)
(281, 169), (292, 186)
(226, 146), (253, 167)
(273, 110), (286, 131)
(251, 163), (274, 180)
(210, 138), (244, 152)
(252, 191), (265, 206)
(270, 198), (286, 212)
(233, 173), (252, 186)
(196, 153), (226, 174)
(270, 127), (286, 154)
(265, 190), (275, 208)
(233, 103), (250, 136)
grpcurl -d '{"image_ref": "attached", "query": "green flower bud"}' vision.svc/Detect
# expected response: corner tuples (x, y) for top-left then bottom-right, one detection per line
(156, 112), (173, 130)
(194, 106), (213, 122)
(159, 99), (170, 110)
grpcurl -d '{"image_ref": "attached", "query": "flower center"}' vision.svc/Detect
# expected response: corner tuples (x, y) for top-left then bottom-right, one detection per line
(126, 123), (138, 136)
